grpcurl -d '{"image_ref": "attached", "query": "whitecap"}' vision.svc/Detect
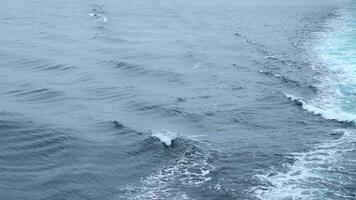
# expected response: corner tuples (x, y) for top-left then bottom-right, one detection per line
(285, 93), (356, 124)
(150, 130), (179, 146)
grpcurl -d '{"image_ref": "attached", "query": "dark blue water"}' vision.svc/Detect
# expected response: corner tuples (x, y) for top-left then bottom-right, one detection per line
(0, 0), (354, 199)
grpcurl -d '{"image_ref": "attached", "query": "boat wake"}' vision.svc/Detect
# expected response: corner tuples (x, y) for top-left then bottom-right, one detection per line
(253, 129), (356, 200)
(254, 6), (356, 199)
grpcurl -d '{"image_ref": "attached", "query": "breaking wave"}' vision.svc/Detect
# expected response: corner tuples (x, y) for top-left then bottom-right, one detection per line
(285, 93), (356, 124)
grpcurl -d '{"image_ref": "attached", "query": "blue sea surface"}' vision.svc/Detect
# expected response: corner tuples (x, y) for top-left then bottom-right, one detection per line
(0, 0), (354, 200)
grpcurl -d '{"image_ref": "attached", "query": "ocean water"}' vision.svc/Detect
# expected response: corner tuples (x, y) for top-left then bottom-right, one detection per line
(0, 0), (355, 200)
(256, 2), (356, 200)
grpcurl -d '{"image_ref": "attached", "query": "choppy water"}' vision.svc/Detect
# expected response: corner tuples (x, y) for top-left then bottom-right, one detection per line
(0, 0), (355, 200)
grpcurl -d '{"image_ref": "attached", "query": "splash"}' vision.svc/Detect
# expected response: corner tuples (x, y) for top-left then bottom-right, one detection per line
(150, 130), (179, 146)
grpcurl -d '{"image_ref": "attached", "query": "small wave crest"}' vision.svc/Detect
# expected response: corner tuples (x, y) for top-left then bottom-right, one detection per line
(285, 93), (356, 124)
(150, 130), (178, 147)
(259, 70), (318, 92)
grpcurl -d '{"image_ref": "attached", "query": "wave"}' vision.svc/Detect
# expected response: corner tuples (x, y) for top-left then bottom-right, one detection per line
(285, 93), (356, 124)
(82, 86), (136, 101)
(0, 114), (77, 173)
(33, 64), (76, 73)
(105, 60), (185, 84)
(259, 70), (318, 92)
(0, 55), (77, 74)
(253, 129), (356, 200)
(129, 101), (203, 123)
(125, 132), (215, 200)
(3, 87), (66, 103)
(150, 130), (179, 146)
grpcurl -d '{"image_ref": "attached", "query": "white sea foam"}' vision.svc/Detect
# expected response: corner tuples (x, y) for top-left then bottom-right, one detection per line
(253, 129), (356, 200)
(296, 8), (356, 124)
(89, 13), (108, 23)
(256, 9), (356, 199)
(259, 70), (282, 78)
(150, 130), (179, 146)
(128, 133), (215, 200)
(132, 152), (214, 199)
(285, 93), (356, 123)
(265, 56), (278, 60)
